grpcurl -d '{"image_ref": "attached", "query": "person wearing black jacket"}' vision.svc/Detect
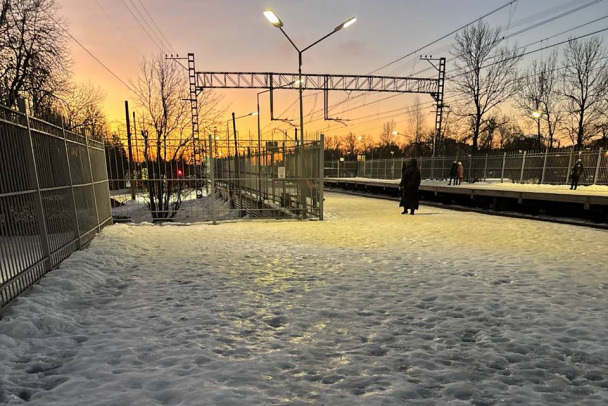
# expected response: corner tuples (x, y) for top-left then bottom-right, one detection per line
(399, 158), (422, 215)
(448, 161), (458, 185)
(570, 158), (584, 190)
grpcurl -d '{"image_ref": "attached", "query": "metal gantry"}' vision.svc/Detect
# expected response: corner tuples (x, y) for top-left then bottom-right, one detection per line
(196, 71), (439, 93)
(423, 57), (447, 157)
(187, 54), (204, 198)
(192, 56), (447, 142)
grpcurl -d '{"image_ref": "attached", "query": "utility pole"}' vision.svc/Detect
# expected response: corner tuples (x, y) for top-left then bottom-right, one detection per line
(124, 101), (135, 200)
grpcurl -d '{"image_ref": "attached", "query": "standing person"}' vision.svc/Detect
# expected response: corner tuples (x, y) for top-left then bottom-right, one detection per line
(570, 158), (584, 190)
(399, 158), (422, 215)
(448, 161), (458, 185)
(457, 161), (464, 185)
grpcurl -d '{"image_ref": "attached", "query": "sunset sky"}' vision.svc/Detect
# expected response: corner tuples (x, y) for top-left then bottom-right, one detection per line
(55, 0), (607, 142)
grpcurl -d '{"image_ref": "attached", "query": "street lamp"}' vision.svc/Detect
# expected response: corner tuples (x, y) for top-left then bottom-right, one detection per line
(229, 111), (257, 212)
(231, 111), (258, 153)
(264, 9), (356, 145)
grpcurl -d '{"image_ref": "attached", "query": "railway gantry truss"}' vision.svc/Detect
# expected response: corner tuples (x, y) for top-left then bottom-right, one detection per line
(188, 53), (446, 151)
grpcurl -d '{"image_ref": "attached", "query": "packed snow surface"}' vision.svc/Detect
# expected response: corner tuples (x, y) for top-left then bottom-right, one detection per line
(1, 192), (607, 405)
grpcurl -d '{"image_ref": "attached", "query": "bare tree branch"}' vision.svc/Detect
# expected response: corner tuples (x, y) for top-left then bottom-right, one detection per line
(451, 21), (522, 151)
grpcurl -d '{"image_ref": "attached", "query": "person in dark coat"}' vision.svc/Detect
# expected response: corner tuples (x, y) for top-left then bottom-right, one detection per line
(448, 161), (458, 185)
(570, 158), (584, 190)
(399, 158), (422, 215)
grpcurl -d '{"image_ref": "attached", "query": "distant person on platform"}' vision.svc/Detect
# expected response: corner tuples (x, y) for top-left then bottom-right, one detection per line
(399, 158), (422, 215)
(448, 161), (458, 185)
(570, 158), (584, 190)
(457, 161), (464, 185)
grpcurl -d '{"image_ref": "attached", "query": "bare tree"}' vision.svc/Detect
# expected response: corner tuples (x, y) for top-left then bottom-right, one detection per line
(341, 132), (357, 158)
(0, 0), (69, 112)
(57, 82), (107, 138)
(407, 98), (427, 155)
(379, 119), (396, 147)
(494, 115), (520, 150)
(451, 21), (522, 151)
(478, 114), (503, 150)
(562, 36), (608, 148)
(131, 54), (223, 219)
(516, 51), (563, 149)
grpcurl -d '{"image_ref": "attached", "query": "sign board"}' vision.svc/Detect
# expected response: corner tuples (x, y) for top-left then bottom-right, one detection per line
(339, 157), (345, 162)
(266, 141), (279, 152)
(278, 167), (285, 179)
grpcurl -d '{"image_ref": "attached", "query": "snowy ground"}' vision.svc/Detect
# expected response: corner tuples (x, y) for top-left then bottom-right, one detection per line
(1, 192), (607, 405)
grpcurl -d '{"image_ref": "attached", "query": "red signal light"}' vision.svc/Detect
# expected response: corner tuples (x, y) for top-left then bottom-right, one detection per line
(177, 169), (183, 178)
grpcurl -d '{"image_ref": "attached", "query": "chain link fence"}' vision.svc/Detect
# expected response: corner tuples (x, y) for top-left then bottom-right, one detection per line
(326, 148), (608, 186)
(1, 105), (112, 308)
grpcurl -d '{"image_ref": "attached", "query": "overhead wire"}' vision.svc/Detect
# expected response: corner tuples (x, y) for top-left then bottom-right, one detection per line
(265, 0), (522, 131)
(264, 1), (607, 138)
(134, 0), (176, 52)
(369, 0), (519, 75)
(92, 0), (139, 53)
(41, 8), (136, 93)
(119, 0), (164, 51)
(389, 0), (605, 78)
(308, 34), (608, 138)
(319, 3), (608, 129)
(295, 0), (598, 128)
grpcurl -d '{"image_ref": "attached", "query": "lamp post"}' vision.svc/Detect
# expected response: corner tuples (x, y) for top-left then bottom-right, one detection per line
(264, 10), (356, 145)
(230, 111), (257, 213)
(230, 111), (258, 157)
(532, 110), (543, 149)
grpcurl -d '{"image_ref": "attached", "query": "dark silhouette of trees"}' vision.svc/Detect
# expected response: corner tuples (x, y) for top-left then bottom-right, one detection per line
(451, 21), (522, 151)
(0, 0), (69, 113)
(516, 51), (563, 149)
(562, 36), (608, 148)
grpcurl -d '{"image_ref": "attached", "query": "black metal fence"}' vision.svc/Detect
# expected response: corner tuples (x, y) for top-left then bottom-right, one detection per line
(326, 148), (608, 185)
(0, 105), (112, 309)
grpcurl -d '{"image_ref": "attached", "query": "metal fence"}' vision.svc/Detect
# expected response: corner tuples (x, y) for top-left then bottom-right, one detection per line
(326, 148), (608, 185)
(107, 134), (324, 223)
(0, 105), (112, 308)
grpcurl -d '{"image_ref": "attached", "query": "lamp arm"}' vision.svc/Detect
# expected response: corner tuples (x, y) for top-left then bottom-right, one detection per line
(301, 30), (337, 53)
(278, 27), (300, 53)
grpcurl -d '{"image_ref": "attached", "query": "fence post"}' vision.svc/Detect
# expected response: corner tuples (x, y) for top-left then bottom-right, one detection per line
(24, 115), (51, 271)
(483, 154), (488, 181)
(500, 152), (506, 183)
(430, 156), (435, 180)
(593, 147), (603, 185)
(85, 137), (101, 233)
(468, 154), (472, 182)
(565, 148), (574, 184)
(540, 147), (549, 184)
(319, 134), (325, 221)
(209, 135), (216, 225)
(62, 121), (82, 249)
(519, 151), (526, 183)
